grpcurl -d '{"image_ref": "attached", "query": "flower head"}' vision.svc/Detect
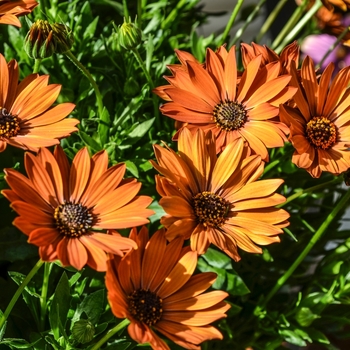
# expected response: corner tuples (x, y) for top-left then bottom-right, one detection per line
(280, 56), (350, 177)
(106, 226), (230, 349)
(0, 54), (79, 152)
(241, 41), (300, 75)
(24, 20), (74, 59)
(150, 128), (289, 261)
(2, 146), (155, 271)
(0, 0), (38, 27)
(154, 45), (296, 160)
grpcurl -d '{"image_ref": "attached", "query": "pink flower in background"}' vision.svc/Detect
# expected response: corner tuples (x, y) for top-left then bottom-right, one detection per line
(301, 33), (350, 76)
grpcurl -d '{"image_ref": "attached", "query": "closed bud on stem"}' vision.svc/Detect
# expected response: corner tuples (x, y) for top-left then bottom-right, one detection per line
(72, 319), (95, 344)
(24, 20), (74, 59)
(114, 17), (142, 50)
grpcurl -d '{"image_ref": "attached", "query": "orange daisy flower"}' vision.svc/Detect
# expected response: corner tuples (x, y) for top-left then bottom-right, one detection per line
(0, 54), (79, 153)
(241, 41), (300, 75)
(280, 56), (350, 178)
(2, 146), (155, 271)
(0, 0), (38, 27)
(154, 45), (297, 160)
(106, 226), (230, 350)
(150, 128), (289, 261)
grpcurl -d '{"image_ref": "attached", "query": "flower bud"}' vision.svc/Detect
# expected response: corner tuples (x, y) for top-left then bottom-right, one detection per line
(115, 18), (142, 50)
(24, 20), (74, 59)
(72, 319), (95, 344)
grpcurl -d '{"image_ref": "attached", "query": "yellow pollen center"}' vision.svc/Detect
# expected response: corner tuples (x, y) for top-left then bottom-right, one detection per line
(213, 100), (247, 131)
(54, 202), (94, 238)
(0, 107), (20, 138)
(193, 191), (229, 227)
(127, 289), (163, 326)
(306, 116), (337, 150)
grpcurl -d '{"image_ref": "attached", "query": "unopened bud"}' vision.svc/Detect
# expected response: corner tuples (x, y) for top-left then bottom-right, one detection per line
(115, 18), (142, 50)
(72, 319), (95, 344)
(24, 20), (74, 59)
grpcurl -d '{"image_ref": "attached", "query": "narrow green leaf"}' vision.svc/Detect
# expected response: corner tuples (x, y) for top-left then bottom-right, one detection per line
(83, 17), (99, 41)
(125, 160), (139, 178)
(127, 117), (155, 140)
(49, 272), (71, 340)
(98, 107), (110, 146)
(79, 130), (102, 152)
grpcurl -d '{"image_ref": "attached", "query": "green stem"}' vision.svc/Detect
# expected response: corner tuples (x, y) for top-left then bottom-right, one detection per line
(275, 0), (322, 54)
(33, 59), (42, 74)
(278, 177), (341, 208)
(0, 259), (44, 332)
(261, 188), (350, 308)
(123, 0), (129, 19)
(137, 0), (142, 27)
(217, 0), (245, 46)
(39, 0), (48, 18)
(231, 0), (266, 46)
(256, 0), (288, 42)
(39, 262), (51, 331)
(161, 0), (187, 30)
(65, 50), (104, 118)
(317, 26), (350, 70)
(131, 48), (160, 128)
(91, 319), (130, 350)
(271, 0), (309, 51)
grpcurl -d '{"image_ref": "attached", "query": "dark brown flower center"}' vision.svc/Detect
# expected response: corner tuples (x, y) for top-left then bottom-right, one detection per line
(127, 289), (163, 326)
(193, 191), (229, 227)
(213, 100), (247, 131)
(306, 116), (337, 150)
(54, 202), (94, 238)
(0, 108), (20, 138)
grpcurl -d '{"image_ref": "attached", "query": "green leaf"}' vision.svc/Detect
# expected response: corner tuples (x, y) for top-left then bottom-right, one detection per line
(72, 289), (105, 325)
(0, 309), (6, 341)
(0, 338), (41, 349)
(225, 270), (250, 296)
(125, 160), (139, 178)
(127, 118), (155, 140)
(79, 130), (102, 152)
(279, 329), (307, 347)
(307, 328), (330, 344)
(103, 339), (133, 350)
(98, 107), (111, 146)
(0, 226), (37, 262)
(49, 272), (71, 340)
(148, 201), (166, 224)
(83, 16), (99, 41)
(197, 256), (249, 296)
(69, 271), (84, 287)
(295, 307), (320, 327)
(8, 271), (41, 327)
(201, 248), (233, 269)
(145, 34), (155, 72)
(44, 335), (66, 350)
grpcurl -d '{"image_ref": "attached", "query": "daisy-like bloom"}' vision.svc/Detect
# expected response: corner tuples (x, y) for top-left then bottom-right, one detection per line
(241, 41), (300, 75)
(2, 146), (155, 271)
(153, 45), (297, 160)
(150, 128), (289, 261)
(0, 53), (79, 152)
(106, 226), (230, 350)
(280, 56), (350, 178)
(0, 0), (38, 27)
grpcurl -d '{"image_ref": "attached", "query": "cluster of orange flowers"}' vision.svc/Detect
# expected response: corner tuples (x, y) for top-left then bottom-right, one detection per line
(2, 2), (350, 349)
